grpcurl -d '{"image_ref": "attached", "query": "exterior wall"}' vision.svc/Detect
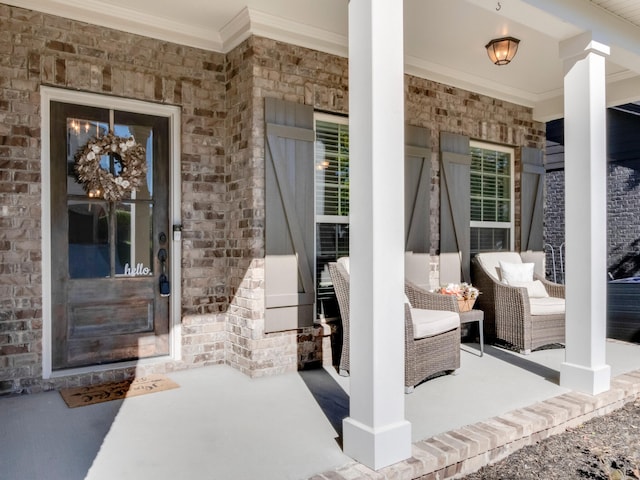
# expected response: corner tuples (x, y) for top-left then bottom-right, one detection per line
(0, 4), (228, 393)
(544, 169), (566, 282)
(545, 161), (640, 281)
(0, 3), (545, 394)
(405, 78), (546, 253)
(225, 37), (349, 377)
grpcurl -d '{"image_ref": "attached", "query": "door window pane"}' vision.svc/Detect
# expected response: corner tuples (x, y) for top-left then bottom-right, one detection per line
(68, 201), (110, 278)
(115, 202), (154, 276)
(113, 123), (154, 201)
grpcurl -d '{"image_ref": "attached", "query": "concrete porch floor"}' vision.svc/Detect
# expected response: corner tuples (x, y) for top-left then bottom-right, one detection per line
(1, 340), (639, 480)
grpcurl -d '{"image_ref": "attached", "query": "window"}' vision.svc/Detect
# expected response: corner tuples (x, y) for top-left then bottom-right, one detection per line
(315, 113), (349, 319)
(470, 141), (514, 255)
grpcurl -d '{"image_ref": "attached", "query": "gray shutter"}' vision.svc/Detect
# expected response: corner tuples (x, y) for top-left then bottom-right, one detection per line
(264, 98), (315, 333)
(405, 125), (432, 253)
(440, 132), (471, 282)
(521, 147), (545, 251)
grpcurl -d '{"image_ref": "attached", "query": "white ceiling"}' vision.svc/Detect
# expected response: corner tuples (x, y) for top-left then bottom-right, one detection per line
(6, 0), (640, 121)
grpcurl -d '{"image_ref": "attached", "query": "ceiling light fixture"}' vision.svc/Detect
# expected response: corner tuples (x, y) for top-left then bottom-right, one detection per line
(485, 36), (520, 65)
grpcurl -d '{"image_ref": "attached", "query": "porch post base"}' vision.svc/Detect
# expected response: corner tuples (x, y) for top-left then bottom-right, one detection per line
(343, 417), (412, 471)
(560, 361), (611, 395)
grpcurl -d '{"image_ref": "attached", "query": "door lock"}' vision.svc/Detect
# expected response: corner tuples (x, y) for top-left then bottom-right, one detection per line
(157, 248), (170, 297)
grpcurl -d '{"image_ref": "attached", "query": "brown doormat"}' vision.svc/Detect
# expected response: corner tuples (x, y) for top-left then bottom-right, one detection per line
(59, 374), (179, 408)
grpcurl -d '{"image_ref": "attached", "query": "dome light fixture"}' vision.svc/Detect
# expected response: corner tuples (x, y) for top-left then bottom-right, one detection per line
(485, 36), (520, 65)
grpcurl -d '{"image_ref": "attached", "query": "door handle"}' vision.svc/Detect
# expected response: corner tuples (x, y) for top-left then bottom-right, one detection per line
(157, 248), (170, 297)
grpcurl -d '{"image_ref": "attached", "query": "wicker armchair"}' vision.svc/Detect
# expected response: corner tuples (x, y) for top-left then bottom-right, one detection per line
(472, 252), (565, 353)
(328, 261), (460, 393)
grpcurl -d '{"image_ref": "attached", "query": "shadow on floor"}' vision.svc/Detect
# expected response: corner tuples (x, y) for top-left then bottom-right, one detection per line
(299, 367), (349, 442)
(483, 344), (562, 384)
(0, 390), (122, 480)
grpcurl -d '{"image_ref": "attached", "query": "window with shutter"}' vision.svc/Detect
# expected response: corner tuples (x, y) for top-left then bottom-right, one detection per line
(315, 113), (350, 320)
(469, 141), (515, 255)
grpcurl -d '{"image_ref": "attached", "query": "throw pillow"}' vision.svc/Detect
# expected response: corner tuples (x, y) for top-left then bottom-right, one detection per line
(499, 261), (535, 284)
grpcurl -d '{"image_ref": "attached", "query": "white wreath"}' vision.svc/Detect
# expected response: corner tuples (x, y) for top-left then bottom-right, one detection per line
(74, 131), (147, 202)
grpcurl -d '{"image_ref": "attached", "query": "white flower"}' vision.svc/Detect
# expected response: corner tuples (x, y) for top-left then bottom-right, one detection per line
(111, 144), (117, 152)
(115, 177), (124, 185)
(119, 142), (127, 152)
(126, 139), (135, 147)
(91, 145), (101, 153)
(87, 151), (95, 161)
(121, 180), (130, 188)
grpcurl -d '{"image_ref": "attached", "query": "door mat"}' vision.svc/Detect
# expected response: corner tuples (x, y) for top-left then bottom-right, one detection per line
(59, 374), (179, 408)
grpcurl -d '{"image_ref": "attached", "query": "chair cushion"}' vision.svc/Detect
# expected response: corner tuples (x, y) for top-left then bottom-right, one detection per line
(509, 279), (549, 298)
(404, 252), (434, 290)
(500, 261), (534, 284)
(476, 252), (523, 281)
(337, 256), (350, 273)
(410, 308), (459, 339)
(529, 297), (565, 315)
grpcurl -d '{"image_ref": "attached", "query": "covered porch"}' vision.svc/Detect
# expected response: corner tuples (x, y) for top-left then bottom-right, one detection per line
(2, 340), (639, 480)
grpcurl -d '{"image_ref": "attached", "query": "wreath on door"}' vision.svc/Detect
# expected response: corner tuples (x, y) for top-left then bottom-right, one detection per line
(74, 131), (147, 202)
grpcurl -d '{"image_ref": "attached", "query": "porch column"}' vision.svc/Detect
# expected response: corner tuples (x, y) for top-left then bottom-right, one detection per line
(345, 0), (412, 470)
(559, 32), (611, 395)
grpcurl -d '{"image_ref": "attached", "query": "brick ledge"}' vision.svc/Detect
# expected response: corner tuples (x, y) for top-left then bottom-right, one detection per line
(310, 368), (640, 480)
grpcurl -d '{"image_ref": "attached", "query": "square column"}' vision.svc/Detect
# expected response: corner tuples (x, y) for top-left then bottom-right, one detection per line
(345, 0), (411, 470)
(559, 32), (611, 395)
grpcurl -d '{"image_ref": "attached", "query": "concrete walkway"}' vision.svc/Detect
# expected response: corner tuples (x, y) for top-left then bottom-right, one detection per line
(1, 340), (639, 480)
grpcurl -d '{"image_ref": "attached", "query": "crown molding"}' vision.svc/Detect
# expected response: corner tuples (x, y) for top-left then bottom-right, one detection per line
(227, 8), (348, 58)
(3, 0), (224, 51)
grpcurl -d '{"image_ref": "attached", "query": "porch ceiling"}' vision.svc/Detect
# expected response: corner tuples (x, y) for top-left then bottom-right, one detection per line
(7, 0), (640, 121)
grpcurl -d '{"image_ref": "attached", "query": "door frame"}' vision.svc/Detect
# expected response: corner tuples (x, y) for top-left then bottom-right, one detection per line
(40, 86), (183, 378)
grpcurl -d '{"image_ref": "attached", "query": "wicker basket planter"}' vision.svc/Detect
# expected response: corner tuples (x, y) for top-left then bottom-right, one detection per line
(458, 298), (476, 312)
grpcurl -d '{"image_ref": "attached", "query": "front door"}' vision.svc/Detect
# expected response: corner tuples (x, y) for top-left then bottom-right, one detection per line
(50, 101), (170, 370)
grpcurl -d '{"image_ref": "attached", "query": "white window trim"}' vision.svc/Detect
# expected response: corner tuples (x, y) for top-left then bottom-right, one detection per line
(40, 86), (182, 378)
(469, 140), (515, 251)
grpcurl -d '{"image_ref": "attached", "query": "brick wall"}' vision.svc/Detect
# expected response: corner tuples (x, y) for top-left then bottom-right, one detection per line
(405, 77), (546, 253)
(544, 169), (565, 281)
(545, 160), (640, 282)
(224, 37), (349, 377)
(0, 2), (545, 393)
(0, 3), (229, 393)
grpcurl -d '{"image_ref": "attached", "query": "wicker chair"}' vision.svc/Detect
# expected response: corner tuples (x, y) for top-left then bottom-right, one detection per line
(328, 261), (460, 393)
(472, 251), (565, 353)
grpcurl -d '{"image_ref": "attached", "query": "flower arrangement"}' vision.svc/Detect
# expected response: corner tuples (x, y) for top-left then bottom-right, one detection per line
(438, 283), (480, 312)
(74, 131), (147, 202)
(438, 282), (480, 300)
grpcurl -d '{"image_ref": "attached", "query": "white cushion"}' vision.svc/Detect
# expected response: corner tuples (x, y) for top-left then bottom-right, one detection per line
(477, 252), (523, 281)
(405, 252), (432, 289)
(500, 261), (534, 284)
(529, 297), (565, 316)
(410, 308), (460, 339)
(337, 257), (350, 274)
(509, 280), (549, 298)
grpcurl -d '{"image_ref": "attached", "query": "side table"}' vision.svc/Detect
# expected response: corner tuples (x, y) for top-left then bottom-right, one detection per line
(459, 309), (484, 356)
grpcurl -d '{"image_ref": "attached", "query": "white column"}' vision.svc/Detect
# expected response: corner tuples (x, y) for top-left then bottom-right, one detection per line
(559, 32), (611, 395)
(345, 0), (411, 470)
